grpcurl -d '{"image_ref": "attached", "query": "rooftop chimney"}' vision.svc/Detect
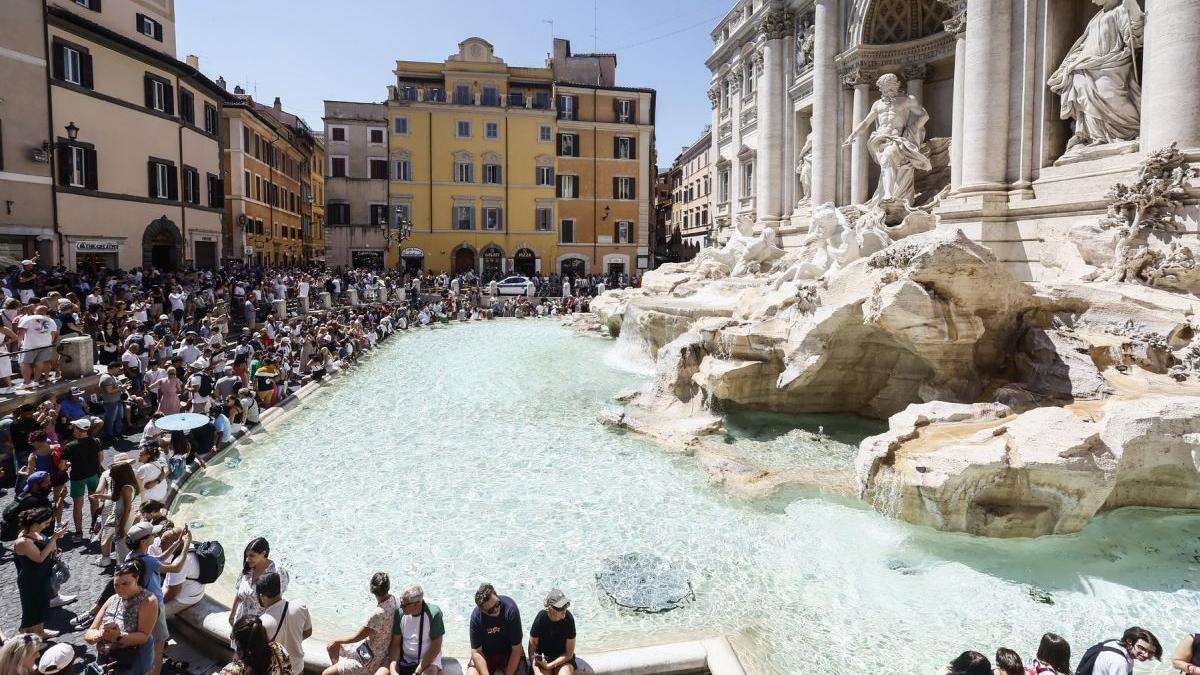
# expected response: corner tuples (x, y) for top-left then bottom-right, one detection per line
(185, 54), (199, 69)
(273, 96), (282, 111)
(216, 76), (226, 91)
(234, 85), (245, 95)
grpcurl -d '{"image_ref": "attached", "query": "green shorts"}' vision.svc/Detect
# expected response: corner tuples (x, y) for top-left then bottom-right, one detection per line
(69, 474), (99, 498)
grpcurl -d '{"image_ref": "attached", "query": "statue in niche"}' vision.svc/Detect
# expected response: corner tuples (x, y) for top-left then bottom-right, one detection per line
(842, 73), (931, 207)
(1047, 0), (1144, 154)
(796, 136), (813, 205)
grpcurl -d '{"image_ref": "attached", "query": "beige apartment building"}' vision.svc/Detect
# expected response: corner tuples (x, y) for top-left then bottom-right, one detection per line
(0, 0), (56, 265)
(44, 0), (226, 270)
(673, 127), (712, 254)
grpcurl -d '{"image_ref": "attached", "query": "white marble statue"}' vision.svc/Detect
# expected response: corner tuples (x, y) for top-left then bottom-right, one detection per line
(1047, 0), (1144, 153)
(796, 136), (813, 205)
(690, 215), (757, 278)
(842, 73), (931, 207)
(769, 203), (877, 288)
(732, 227), (787, 277)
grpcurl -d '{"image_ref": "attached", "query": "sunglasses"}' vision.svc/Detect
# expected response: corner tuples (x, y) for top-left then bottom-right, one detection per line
(482, 597), (502, 616)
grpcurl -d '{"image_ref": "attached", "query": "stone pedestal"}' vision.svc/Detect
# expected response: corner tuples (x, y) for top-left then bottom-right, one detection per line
(298, 296), (310, 314)
(59, 336), (93, 379)
(319, 292), (332, 310)
(960, 0), (1011, 193)
(272, 299), (286, 319)
(346, 288), (359, 306)
(393, 288), (405, 303)
(1141, 0), (1200, 153)
(810, 0), (841, 204)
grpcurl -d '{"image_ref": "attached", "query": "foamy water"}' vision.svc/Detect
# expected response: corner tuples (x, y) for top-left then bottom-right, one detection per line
(173, 321), (1198, 674)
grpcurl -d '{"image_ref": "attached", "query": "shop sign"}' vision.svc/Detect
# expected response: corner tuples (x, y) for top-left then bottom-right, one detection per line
(74, 240), (119, 252)
(243, 246), (254, 256)
(401, 247), (424, 257)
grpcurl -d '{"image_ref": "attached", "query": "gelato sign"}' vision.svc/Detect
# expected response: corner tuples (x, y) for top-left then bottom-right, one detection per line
(74, 240), (120, 252)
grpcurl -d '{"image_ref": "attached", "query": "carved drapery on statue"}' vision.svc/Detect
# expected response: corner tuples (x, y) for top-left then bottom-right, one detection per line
(1047, 0), (1144, 155)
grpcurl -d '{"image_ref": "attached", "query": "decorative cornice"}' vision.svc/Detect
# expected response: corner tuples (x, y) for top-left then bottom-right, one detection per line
(759, 7), (795, 41)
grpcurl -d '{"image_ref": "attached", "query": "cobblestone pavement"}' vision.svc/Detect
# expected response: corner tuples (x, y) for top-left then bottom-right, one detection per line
(1, 433), (226, 675)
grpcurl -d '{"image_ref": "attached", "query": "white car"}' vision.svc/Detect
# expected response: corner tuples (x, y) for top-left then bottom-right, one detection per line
(495, 275), (532, 296)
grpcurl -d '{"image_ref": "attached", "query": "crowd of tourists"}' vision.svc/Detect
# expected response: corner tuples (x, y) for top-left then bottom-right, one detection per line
(935, 626), (1200, 674)
(0, 258), (609, 674)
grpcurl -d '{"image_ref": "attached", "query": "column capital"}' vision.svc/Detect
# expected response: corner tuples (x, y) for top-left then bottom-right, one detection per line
(752, 49), (765, 69)
(727, 74), (741, 94)
(759, 7), (795, 41)
(902, 63), (928, 81)
(842, 67), (876, 88)
(940, 0), (967, 36)
(707, 86), (721, 108)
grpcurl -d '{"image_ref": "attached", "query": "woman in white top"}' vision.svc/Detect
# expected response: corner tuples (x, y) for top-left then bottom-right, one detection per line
(135, 445), (168, 503)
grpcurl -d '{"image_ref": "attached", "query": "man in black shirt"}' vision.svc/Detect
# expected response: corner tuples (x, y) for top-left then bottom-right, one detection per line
(9, 404), (42, 486)
(468, 583), (525, 675)
(62, 417), (104, 537)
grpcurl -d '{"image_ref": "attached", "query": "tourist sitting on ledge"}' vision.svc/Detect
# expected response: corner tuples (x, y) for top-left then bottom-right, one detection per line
(257, 572), (312, 675)
(383, 584), (445, 675)
(528, 589), (575, 675)
(936, 651), (990, 675)
(1078, 626), (1161, 675)
(468, 583), (524, 675)
(323, 572), (395, 675)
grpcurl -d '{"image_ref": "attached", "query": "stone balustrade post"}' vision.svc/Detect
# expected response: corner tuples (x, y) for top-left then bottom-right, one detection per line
(59, 335), (94, 380)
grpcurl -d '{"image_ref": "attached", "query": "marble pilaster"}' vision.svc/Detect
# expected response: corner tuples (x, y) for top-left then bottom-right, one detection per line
(756, 6), (792, 225)
(902, 63), (927, 103)
(846, 69), (873, 205)
(946, 7), (967, 189)
(810, 0), (840, 204)
(1141, 0), (1200, 153)
(959, 0), (1010, 193)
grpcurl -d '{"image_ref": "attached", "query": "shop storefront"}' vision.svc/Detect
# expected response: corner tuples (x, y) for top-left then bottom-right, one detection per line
(73, 239), (120, 272)
(352, 249), (385, 270)
(400, 247), (424, 274)
(513, 248), (537, 276)
(481, 245), (504, 281)
(191, 233), (219, 269)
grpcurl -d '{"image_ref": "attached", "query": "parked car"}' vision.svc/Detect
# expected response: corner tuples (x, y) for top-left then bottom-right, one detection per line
(495, 275), (532, 296)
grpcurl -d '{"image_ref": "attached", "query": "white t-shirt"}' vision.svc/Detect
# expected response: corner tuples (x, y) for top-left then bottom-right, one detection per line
(1092, 642), (1133, 675)
(136, 461), (168, 502)
(297, 281), (309, 298)
(18, 315), (56, 349)
(121, 350), (143, 372)
(259, 600), (312, 675)
(164, 552), (206, 606)
(169, 292), (187, 312)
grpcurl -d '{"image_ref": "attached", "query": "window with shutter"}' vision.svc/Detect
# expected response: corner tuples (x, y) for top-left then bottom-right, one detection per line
(561, 219), (574, 243)
(69, 146), (86, 187)
(204, 103), (217, 134)
(166, 165), (178, 200)
(84, 149), (98, 190)
(179, 89), (194, 124)
(61, 46), (81, 85)
(148, 161), (159, 198)
(163, 83), (174, 115)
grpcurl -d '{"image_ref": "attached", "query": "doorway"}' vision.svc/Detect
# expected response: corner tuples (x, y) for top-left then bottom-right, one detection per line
(560, 257), (585, 279)
(453, 247), (476, 276)
(481, 246), (504, 281)
(142, 217), (183, 271)
(513, 248), (536, 276)
(195, 241), (217, 269)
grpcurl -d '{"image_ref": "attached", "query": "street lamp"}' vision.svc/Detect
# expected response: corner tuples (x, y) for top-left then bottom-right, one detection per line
(65, 121), (79, 141)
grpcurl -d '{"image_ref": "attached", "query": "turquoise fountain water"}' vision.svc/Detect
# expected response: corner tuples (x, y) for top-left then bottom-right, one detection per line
(173, 321), (1200, 674)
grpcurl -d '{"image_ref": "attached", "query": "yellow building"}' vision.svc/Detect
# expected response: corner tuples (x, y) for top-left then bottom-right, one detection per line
(386, 38), (557, 277)
(307, 136), (326, 263)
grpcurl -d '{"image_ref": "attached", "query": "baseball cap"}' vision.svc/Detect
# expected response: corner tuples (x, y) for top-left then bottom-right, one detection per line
(38, 643), (75, 674)
(125, 521), (160, 545)
(21, 259), (33, 265)
(69, 417), (92, 430)
(69, 386), (84, 396)
(545, 589), (570, 610)
(159, 314), (169, 320)
(190, 357), (210, 369)
(26, 470), (50, 485)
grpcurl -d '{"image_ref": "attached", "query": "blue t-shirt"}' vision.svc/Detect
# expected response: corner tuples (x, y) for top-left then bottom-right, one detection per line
(127, 551), (165, 604)
(58, 397), (86, 421)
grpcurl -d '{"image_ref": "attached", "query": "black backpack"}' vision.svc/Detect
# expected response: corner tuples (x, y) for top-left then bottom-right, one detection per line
(197, 373), (214, 398)
(1, 499), (23, 542)
(187, 541), (225, 584)
(1075, 642), (1129, 675)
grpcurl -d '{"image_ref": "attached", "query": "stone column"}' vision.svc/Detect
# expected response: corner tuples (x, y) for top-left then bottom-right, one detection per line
(319, 291), (332, 309)
(846, 69), (873, 205)
(298, 296), (310, 314)
(1141, 0), (1200, 153)
(810, 0), (841, 204)
(959, 0), (1010, 193)
(345, 288), (359, 306)
(945, 8), (968, 189)
(755, 7), (792, 226)
(903, 63), (927, 102)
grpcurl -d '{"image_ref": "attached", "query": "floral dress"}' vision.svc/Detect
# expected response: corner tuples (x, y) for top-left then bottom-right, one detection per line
(233, 561), (289, 624)
(337, 594), (397, 675)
